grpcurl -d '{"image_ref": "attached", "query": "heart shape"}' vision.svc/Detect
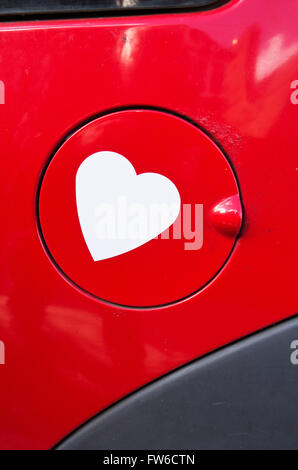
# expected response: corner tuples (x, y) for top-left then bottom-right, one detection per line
(76, 151), (181, 261)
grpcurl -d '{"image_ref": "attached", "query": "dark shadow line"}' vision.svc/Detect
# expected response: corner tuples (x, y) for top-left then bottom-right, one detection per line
(0, 1), (230, 23)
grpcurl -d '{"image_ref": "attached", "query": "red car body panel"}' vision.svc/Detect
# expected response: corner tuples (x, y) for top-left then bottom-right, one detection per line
(0, 0), (297, 449)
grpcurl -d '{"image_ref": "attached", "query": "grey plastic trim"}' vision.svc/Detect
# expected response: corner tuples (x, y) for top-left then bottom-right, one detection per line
(57, 316), (298, 450)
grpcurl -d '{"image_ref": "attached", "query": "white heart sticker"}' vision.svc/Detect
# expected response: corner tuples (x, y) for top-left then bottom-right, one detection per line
(76, 151), (181, 261)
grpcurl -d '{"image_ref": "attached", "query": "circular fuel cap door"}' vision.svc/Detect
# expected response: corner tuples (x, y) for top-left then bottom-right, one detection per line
(38, 109), (242, 307)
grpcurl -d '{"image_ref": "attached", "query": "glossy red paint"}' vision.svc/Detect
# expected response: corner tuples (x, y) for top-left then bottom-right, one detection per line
(0, 0), (297, 449)
(211, 194), (242, 237)
(38, 109), (240, 307)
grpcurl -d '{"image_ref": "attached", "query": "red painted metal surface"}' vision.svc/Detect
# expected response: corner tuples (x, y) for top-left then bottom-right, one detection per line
(0, 0), (298, 449)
